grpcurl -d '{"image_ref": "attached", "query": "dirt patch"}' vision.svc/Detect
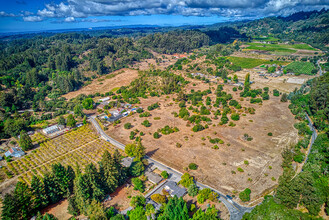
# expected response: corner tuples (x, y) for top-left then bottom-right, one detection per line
(63, 69), (139, 100)
(105, 83), (299, 201)
(42, 199), (72, 220)
(104, 182), (142, 211)
(234, 69), (315, 93)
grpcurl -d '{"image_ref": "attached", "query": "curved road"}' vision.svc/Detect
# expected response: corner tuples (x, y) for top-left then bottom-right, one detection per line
(89, 116), (253, 220)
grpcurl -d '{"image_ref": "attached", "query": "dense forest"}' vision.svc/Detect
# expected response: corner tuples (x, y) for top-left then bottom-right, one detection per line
(244, 72), (329, 219)
(235, 9), (329, 50)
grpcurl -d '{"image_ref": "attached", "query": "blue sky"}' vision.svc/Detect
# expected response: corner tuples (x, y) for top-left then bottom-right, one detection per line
(0, 0), (328, 33)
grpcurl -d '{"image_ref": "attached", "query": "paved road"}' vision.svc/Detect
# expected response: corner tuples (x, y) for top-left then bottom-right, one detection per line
(303, 114), (318, 166)
(317, 60), (324, 76)
(89, 116), (254, 220)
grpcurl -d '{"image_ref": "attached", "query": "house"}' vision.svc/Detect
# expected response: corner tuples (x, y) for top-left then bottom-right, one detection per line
(163, 181), (187, 197)
(121, 157), (134, 167)
(98, 97), (110, 102)
(145, 170), (162, 184)
(5, 147), (25, 158)
(43, 124), (64, 135)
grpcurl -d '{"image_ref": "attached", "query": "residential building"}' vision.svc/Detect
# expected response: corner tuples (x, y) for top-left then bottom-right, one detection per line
(145, 170), (162, 184)
(163, 181), (187, 197)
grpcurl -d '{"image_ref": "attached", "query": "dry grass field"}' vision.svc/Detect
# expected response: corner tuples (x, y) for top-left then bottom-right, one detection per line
(106, 81), (299, 201)
(63, 68), (139, 100)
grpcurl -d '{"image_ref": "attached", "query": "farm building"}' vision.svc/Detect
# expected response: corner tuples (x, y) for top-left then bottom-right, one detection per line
(5, 147), (25, 158)
(163, 181), (187, 197)
(98, 97), (110, 102)
(43, 124), (65, 135)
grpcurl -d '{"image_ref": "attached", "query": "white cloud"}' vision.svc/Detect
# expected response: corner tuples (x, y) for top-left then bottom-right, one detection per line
(7, 0), (329, 22)
(64, 16), (75, 22)
(0, 11), (16, 17)
(23, 16), (43, 22)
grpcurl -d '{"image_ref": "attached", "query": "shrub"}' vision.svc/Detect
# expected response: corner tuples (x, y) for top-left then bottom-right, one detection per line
(220, 114), (229, 124)
(176, 143), (182, 148)
(130, 195), (146, 208)
(141, 120), (151, 127)
(151, 194), (166, 204)
(239, 188), (251, 202)
(189, 163), (198, 170)
(179, 173), (194, 188)
(244, 160), (249, 165)
(132, 178), (145, 192)
(237, 167), (244, 172)
(161, 171), (169, 179)
(139, 112), (151, 117)
(136, 108), (143, 113)
(192, 124), (205, 132)
(268, 132), (273, 136)
(124, 123), (132, 129)
(153, 132), (160, 139)
(273, 89), (280, 96)
(148, 103), (160, 111)
(231, 113), (240, 121)
(188, 184), (199, 197)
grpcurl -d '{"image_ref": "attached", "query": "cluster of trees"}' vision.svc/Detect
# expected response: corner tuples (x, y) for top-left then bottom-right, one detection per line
(2, 150), (128, 220)
(139, 30), (210, 54)
(236, 9), (329, 50)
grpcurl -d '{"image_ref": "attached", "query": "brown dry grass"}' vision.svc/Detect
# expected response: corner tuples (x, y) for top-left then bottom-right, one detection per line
(105, 82), (299, 201)
(234, 69), (316, 93)
(63, 68), (139, 100)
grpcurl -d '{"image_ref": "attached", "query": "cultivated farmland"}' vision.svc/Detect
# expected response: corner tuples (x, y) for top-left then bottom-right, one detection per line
(228, 56), (289, 69)
(284, 61), (317, 75)
(0, 125), (119, 192)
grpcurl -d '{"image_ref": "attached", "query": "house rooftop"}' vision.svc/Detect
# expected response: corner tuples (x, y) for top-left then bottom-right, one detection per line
(164, 181), (187, 198)
(145, 170), (162, 184)
(121, 157), (134, 167)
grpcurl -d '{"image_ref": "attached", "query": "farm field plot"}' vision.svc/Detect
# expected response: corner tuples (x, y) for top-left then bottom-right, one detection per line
(0, 125), (118, 189)
(253, 36), (280, 42)
(284, 61), (316, 75)
(228, 56), (289, 69)
(244, 42), (318, 54)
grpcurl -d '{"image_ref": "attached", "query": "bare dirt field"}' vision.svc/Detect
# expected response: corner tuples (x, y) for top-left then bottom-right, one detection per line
(234, 69), (316, 93)
(63, 68), (139, 100)
(42, 199), (72, 220)
(104, 182), (142, 211)
(106, 81), (299, 202)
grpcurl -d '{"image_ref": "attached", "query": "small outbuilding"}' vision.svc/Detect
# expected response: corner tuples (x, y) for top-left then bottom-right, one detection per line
(5, 147), (25, 158)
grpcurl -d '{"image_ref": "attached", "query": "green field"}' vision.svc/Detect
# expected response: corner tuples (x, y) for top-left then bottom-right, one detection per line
(245, 43), (317, 54)
(253, 36), (280, 42)
(228, 56), (290, 69)
(284, 61), (317, 75)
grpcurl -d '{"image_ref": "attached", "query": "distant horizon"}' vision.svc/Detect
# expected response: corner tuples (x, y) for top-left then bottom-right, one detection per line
(0, 19), (223, 35)
(0, 0), (327, 34)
